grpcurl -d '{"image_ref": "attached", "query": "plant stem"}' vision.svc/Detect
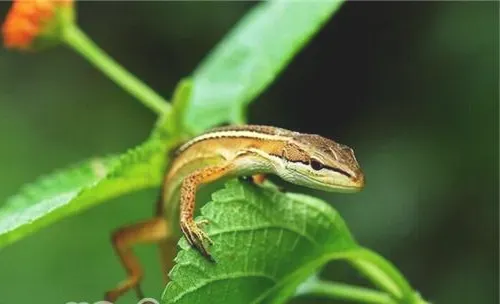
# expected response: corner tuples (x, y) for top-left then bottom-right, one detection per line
(62, 25), (171, 116)
(296, 279), (399, 304)
(350, 258), (402, 298)
(350, 248), (428, 304)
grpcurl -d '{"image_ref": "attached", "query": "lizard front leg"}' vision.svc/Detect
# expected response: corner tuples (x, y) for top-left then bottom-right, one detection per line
(179, 164), (232, 260)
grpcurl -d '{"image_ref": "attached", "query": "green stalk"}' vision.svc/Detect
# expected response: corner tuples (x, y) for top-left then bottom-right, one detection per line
(350, 248), (429, 304)
(310, 247), (429, 304)
(297, 279), (399, 304)
(62, 25), (171, 116)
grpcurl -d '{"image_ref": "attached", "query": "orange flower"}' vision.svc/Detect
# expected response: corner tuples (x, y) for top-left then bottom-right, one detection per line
(2, 0), (74, 51)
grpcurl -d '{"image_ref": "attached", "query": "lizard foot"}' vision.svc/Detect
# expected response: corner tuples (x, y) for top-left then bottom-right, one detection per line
(180, 219), (215, 262)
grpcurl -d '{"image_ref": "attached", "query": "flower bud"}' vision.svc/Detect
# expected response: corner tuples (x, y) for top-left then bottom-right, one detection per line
(2, 0), (74, 51)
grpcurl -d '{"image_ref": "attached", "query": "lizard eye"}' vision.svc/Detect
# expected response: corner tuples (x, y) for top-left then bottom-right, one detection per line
(310, 159), (324, 171)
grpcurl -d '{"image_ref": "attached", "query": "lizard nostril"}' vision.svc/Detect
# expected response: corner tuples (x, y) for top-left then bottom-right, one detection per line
(354, 171), (365, 188)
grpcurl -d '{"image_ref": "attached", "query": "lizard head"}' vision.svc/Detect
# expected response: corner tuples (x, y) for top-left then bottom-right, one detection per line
(277, 133), (365, 193)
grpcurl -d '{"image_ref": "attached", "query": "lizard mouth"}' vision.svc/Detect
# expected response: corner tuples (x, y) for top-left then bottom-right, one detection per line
(331, 183), (364, 193)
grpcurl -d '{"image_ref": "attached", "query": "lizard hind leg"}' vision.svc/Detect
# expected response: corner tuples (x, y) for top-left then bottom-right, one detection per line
(238, 174), (267, 185)
(105, 217), (169, 302)
(251, 174), (267, 185)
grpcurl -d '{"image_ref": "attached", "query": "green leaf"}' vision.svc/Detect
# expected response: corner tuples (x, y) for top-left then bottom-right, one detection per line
(185, 0), (345, 133)
(162, 181), (422, 304)
(161, 78), (194, 136)
(0, 137), (176, 249)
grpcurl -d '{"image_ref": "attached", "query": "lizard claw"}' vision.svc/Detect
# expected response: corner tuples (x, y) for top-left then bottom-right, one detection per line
(197, 219), (210, 227)
(181, 219), (215, 261)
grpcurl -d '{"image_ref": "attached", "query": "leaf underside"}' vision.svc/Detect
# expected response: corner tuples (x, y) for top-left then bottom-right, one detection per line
(162, 180), (359, 304)
(185, 0), (345, 133)
(0, 138), (172, 249)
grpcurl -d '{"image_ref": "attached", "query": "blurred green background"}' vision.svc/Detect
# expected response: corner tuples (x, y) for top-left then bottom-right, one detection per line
(0, 2), (497, 304)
